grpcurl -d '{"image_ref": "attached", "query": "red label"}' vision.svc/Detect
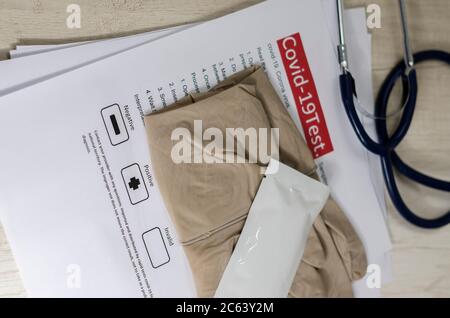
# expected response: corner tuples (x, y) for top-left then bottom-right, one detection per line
(277, 33), (334, 159)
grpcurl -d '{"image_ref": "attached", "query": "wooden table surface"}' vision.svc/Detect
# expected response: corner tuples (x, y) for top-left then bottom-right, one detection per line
(0, 0), (449, 298)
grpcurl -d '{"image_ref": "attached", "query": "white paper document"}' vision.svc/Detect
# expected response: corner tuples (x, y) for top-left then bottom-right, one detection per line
(341, 8), (392, 296)
(0, 24), (194, 96)
(0, 0), (390, 297)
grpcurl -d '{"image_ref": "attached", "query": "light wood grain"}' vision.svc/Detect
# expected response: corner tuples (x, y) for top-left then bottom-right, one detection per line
(0, 0), (449, 298)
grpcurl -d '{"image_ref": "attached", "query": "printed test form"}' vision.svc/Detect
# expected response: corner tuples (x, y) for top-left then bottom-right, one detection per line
(0, 0), (336, 95)
(0, 0), (390, 297)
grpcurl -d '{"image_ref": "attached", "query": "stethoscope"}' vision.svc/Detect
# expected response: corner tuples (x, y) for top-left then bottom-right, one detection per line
(336, 0), (450, 229)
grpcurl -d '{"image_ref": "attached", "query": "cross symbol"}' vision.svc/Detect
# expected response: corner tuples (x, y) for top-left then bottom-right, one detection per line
(128, 177), (141, 190)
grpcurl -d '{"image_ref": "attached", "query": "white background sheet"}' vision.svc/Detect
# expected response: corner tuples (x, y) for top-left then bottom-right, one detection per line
(0, 0), (390, 297)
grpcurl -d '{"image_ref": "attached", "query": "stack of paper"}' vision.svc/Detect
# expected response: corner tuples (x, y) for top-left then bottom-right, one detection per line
(0, 0), (391, 297)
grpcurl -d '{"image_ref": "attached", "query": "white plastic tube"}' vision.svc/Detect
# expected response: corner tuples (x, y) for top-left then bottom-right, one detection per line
(215, 159), (330, 298)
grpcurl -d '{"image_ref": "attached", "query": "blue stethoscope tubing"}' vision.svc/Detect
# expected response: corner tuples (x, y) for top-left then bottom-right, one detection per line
(337, 0), (450, 229)
(339, 49), (450, 229)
